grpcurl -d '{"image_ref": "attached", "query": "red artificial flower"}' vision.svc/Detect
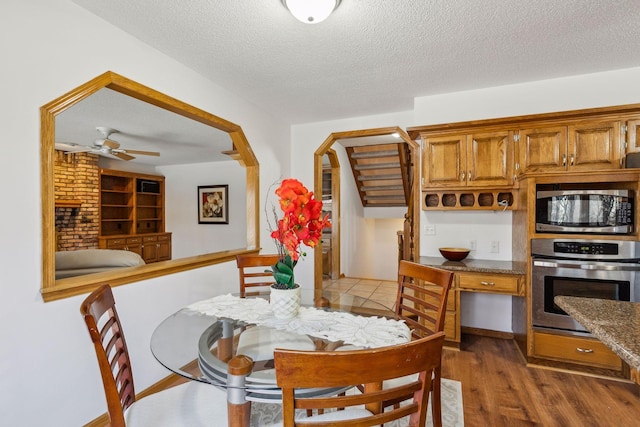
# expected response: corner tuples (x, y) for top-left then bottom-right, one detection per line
(270, 178), (331, 261)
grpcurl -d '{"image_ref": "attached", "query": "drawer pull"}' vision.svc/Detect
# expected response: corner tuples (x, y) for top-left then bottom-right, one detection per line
(576, 347), (594, 354)
(480, 281), (495, 286)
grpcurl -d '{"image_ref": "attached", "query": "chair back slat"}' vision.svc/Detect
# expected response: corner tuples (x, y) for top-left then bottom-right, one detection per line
(275, 332), (445, 427)
(236, 254), (281, 295)
(395, 260), (454, 339)
(80, 285), (134, 427)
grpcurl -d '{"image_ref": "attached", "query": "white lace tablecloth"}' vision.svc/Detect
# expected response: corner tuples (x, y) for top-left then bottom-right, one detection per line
(186, 294), (410, 348)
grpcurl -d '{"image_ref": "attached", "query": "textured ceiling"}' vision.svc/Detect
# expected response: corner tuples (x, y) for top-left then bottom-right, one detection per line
(71, 0), (640, 125)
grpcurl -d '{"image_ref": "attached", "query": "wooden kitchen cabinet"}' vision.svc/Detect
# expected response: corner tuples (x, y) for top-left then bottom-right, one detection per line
(443, 289), (459, 343)
(458, 271), (523, 295)
(437, 270), (523, 346)
(533, 331), (623, 371)
(517, 120), (622, 174)
(625, 117), (640, 154)
(422, 130), (514, 189)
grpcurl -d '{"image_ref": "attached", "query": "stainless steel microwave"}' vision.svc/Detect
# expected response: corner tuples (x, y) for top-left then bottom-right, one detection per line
(535, 189), (634, 234)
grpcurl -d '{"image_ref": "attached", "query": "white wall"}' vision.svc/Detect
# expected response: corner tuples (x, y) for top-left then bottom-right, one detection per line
(159, 161), (247, 258)
(0, 1), (287, 425)
(4, 1), (640, 425)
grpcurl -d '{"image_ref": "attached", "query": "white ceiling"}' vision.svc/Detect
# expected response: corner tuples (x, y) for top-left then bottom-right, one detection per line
(55, 88), (233, 166)
(71, 0), (640, 125)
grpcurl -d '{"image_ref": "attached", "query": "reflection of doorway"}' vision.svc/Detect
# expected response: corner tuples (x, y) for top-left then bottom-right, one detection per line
(322, 151), (340, 279)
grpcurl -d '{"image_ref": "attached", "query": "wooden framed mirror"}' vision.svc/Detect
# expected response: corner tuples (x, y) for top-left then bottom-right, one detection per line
(41, 71), (259, 301)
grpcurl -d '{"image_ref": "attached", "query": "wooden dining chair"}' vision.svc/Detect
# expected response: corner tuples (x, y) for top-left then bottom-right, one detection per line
(80, 284), (229, 427)
(236, 253), (281, 296)
(274, 331), (446, 427)
(395, 260), (454, 339)
(390, 260), (455, 427)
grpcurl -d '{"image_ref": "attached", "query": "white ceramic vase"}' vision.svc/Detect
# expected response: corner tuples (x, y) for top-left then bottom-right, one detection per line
(270, 285), (301, 319)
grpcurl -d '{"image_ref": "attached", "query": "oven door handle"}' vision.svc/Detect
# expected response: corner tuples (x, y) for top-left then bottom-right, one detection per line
(533, 259), (640, 271)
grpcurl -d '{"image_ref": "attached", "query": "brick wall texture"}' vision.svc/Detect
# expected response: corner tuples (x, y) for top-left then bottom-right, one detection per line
(54, 151), (100, 251)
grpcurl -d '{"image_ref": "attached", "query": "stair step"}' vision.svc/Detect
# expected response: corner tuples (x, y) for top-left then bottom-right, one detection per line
(350, 150), (399, 159)
(354, 162), (400, 171)
(363, 194), (407, 201)
(361, 185), (404, 191)
(358, 174), (402, 181)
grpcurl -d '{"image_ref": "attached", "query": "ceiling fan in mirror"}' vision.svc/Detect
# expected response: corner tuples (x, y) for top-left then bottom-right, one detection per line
(56, 126), (160, 161)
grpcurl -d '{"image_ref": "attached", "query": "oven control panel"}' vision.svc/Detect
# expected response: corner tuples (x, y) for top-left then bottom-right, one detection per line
(553, 241), (618, 255)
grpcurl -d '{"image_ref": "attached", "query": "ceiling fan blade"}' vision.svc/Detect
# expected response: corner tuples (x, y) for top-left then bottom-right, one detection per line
(122, 149), (160, 156)
(102, 138), (120, 149)
(112, 152), (135, 161)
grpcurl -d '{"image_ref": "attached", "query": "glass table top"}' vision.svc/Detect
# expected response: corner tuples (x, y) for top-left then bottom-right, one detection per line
(150, 290), (399, 401)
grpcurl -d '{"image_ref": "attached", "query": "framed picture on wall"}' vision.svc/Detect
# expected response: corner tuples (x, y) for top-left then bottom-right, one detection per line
(197, 184), (229, 224)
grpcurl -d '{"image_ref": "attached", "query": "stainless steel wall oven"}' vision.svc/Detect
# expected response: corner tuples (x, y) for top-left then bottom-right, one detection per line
(531, 239), (640, 335)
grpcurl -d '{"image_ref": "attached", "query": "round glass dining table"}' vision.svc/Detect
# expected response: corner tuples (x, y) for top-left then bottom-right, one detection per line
(150, 290), (402, 403)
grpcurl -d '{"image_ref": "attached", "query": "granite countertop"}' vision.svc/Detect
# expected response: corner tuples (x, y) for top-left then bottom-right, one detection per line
(554, 296), (640, 371)
(418, 256), (526, 275)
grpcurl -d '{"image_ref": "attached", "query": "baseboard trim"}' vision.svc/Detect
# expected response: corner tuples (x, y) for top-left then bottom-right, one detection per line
(461, 326), (514, 340)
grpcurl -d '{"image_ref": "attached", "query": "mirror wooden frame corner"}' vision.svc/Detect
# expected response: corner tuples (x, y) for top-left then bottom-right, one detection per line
(41, 71), (260, 302)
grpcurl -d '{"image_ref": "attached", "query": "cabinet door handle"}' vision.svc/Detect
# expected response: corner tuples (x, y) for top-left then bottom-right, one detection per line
(576, 347), (594, 354)
(562, 154), (567, 166)
(461, 172), (465, 181)
(570, 153), (575, 166)
(480, 281), (495, 287)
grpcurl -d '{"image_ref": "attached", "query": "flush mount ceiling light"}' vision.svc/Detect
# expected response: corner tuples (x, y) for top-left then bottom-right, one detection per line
(281, 0), (341, 24)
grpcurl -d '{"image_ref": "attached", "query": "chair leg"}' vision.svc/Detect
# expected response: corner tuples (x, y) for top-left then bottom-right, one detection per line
(432, 369), (443, 427)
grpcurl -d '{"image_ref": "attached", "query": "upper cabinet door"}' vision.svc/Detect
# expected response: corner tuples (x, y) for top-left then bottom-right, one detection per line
(517, 126), (568, 174)
(422, 134), (466, 188)
(624, 118), (640, 154)
(568, 120), (621, 171)
(467, 130), (514, 187)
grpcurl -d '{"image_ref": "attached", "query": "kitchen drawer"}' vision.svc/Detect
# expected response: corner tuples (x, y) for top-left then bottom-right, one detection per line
(143, 235), (158, 243)
(533, 332), (622, 370)
(157, 233), (171, 241)
(126, 237), (142, 244)
(458, 272), (521, 295)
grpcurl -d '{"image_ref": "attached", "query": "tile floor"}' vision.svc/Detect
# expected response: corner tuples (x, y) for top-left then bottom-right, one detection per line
(322, 277), (398, 311)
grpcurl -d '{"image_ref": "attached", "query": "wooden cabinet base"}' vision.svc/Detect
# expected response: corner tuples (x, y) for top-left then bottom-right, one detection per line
(99, 232), (172, 264)
(533, 331), (623, 371)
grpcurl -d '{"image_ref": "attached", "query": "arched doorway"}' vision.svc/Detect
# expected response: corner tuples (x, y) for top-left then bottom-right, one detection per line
(313, 126), (420, 293)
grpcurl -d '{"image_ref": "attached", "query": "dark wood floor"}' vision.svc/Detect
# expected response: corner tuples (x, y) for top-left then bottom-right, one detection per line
(88, 334), (639, 427)
(442, 334), (640, 427)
